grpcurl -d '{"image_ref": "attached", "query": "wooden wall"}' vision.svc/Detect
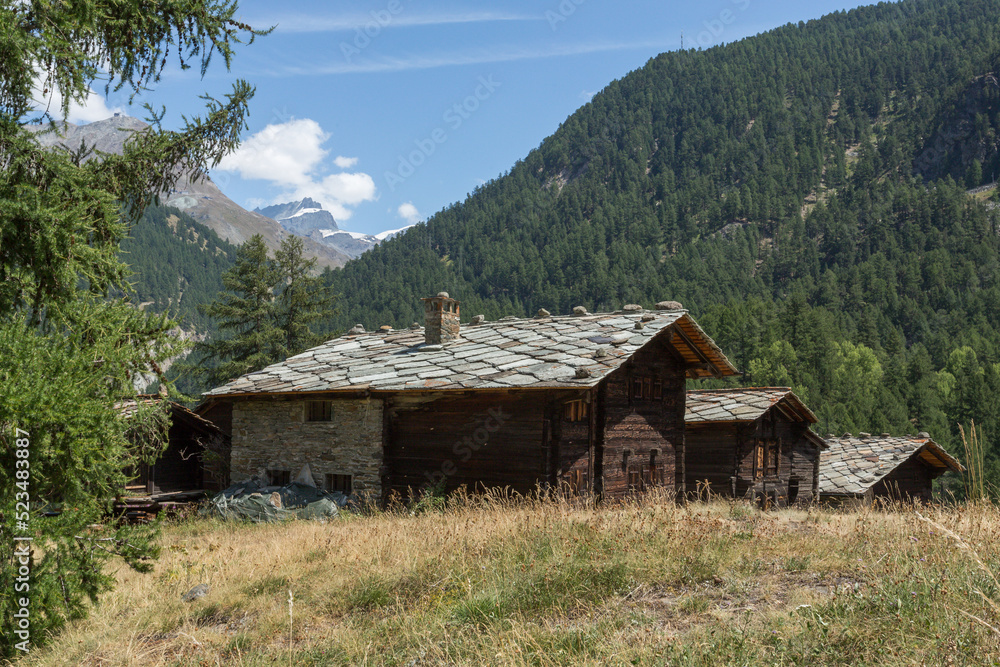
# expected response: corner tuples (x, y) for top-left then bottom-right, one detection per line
(872, 456), (938, 503)
(549, 389), (595, 495)
(384, 392), (550, 498)
(597, 336), (686, 500)
(687, 411), (820, 506)
(685, 423), (742, 499)
(198, 401), (233, 439)
(735, 414), (820, 506)
(137, 410), (221, 494)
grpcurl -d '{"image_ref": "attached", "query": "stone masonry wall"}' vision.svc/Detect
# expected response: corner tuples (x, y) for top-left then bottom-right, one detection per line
(231, 397), (383, 498)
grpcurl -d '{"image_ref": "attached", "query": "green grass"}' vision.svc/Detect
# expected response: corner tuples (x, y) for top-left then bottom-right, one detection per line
(16, 493), (1000, 666)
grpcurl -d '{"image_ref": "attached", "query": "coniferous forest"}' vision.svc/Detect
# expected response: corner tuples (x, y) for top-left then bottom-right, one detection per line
(293, 0), (1000, 492)
(121, 205), (237, 332)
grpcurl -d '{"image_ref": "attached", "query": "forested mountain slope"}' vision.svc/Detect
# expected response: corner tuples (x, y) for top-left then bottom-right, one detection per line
(321, 0), (1000, 486)
(121, 206), (237, 332)
(26, 116), (350, 269)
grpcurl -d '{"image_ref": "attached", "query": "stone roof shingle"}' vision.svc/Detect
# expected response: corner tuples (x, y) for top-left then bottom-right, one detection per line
(819, 434), (964, 496)
(205, 309), (738, 397)
(685, 388), (817, 424)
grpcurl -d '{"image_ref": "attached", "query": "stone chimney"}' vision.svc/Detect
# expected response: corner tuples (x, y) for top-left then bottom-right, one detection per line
(421, 292), (460, 345)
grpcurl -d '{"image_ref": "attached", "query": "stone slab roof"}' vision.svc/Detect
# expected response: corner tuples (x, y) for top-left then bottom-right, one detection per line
(819, 434), (964, 496)
(205, 309), (738, 397)
(118, 396), (226, 436)
(686, 388), (817, 425)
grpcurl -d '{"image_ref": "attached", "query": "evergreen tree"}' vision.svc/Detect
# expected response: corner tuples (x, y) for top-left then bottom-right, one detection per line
(194, 235), (283, 388)
(192, 235), (338, 389)
(274, 235), (337, 358)
(0, 0), (265, 656)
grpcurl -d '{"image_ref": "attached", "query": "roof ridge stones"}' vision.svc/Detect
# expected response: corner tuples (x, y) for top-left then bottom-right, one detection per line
(819, 433), (963, 496)
(685, 387), (816, 424)
(205, 306), (736, 397)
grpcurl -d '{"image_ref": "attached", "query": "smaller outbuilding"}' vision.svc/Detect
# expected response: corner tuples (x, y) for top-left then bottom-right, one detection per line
(119, 397), (231, 500)
(685, 388), (826, 506)
(819, 432), (964, 504)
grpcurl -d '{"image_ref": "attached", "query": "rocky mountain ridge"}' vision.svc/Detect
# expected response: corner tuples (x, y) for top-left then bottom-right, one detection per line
(23, 116), (351, 269)
(254, 197), (414, 259)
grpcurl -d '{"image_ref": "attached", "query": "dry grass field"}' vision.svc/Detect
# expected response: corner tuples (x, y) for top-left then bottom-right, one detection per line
(11, 491), (1000, 666)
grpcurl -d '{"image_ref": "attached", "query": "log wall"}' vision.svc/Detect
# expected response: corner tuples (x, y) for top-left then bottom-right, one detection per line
(140, 426), (204, 494)
(735, 414), (820, 506)
(597, 336), (686, 500)
(550, 389), (595, 494)
(685, 423), (741, 499)
(385, 392), (549, 498)
(198, 401), (233, 438)
(872, 457), (937, 502)
(687, 412), (821, 506)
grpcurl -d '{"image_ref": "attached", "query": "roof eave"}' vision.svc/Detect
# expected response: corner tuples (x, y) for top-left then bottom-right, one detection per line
(673, 314), (740, 378)
(917, 441), (966, 474)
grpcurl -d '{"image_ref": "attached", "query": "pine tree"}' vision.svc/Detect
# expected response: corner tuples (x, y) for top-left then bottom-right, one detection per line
(274, 235), (337, 358)
(0, 0), (266, 655)
(194, 235), (283, 388)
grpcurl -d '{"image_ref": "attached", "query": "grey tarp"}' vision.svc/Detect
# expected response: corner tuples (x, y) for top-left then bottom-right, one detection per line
(200, 480), (348, 522)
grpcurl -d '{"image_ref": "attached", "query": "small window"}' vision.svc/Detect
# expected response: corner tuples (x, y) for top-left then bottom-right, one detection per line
(325, 473), (352, 494)
(631, 376), (658, 401)
(306, 400), (333, 422)
(628, 467), (644, 492)
(563, 399), (588, 422)
(267, 469), (290, 486)
(755, 439), (780, 478)
(767, 439), (780, 476)
(649, 451), (661, 486)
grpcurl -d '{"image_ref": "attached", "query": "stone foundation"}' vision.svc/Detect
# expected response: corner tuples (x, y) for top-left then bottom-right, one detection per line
(231, 397), (383, 497)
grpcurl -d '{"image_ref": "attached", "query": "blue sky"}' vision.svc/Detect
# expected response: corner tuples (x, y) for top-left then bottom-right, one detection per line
(66, 0), (870, 235)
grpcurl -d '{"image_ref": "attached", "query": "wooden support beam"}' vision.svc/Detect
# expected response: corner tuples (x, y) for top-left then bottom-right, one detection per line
(672, 326), (721, 378)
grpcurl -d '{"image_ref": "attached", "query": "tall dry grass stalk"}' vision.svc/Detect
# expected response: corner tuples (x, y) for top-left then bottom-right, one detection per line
(287, 589), (294, 667)
(960, 421), (986, 501)
(17, 491), (1000, 665)
(916, 511), (1000, 638)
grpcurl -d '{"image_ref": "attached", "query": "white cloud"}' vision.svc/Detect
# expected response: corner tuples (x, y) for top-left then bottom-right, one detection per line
(265, 11), (536, 33)
(284, 40), (673, 76)
(397, 202), (421, 224)
(30, 73), (125, 124)
(217, 118), (328, 185)
(216, 118), (377, 221)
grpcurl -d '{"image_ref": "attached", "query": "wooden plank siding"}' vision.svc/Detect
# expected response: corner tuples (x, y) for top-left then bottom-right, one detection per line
(197, 401), (233, 439)
(381, 332), (690, 504)
(551, 388), (596, 495)
(687, 412), (820, 506)
(871, 457), (937, 503)
(685, 423), (742, 499)
(137, 428), (203, 494)
(737, 415), (818, 506)
(384, 392), (553, 498)
(597, 336), (686, 500)
(134, 408), (229, 494)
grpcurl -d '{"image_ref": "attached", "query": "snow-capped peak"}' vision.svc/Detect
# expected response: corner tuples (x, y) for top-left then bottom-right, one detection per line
(284, 207), (323, 220)
(375, 224), (415, 241)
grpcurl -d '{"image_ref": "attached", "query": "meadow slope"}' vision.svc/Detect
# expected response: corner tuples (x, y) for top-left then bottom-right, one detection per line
(15, 494), (1000, 666)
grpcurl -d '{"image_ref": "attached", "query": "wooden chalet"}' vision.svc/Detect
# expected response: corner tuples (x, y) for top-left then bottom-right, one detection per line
(819, 432), (964, 504)
(684, 388), (826, 506)
(120, 398), (230, 499)
(203, 294), (739, 503)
